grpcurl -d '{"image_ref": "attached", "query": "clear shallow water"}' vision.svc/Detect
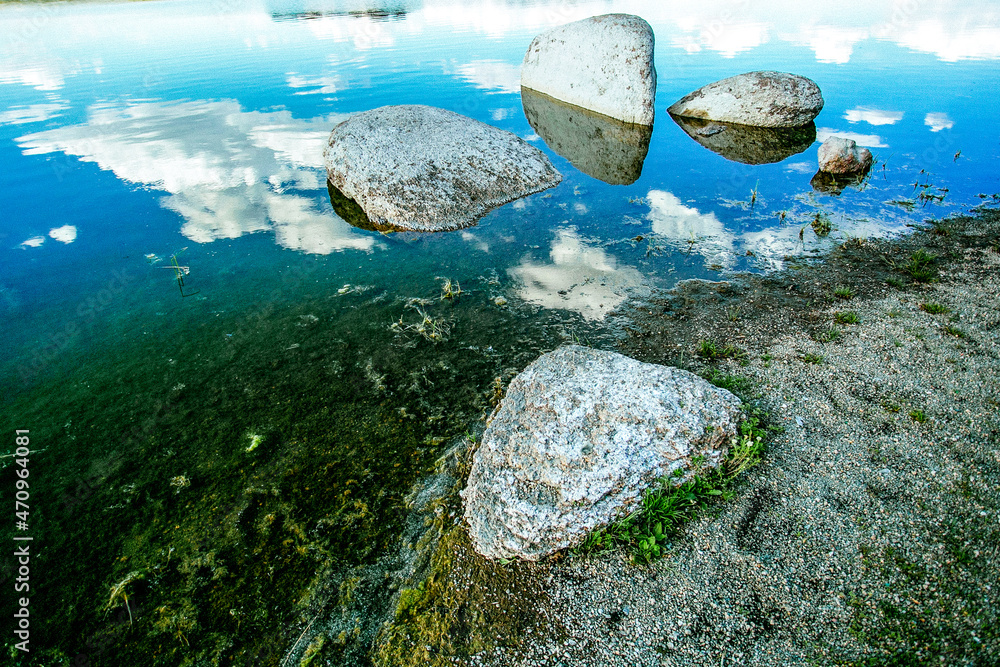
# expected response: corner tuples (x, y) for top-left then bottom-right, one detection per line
(1, 1), (998, 664)
(3, 0), (1000, 372)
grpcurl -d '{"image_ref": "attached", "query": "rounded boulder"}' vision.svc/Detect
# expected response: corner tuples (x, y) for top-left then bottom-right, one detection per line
(668, 71), (823, 128)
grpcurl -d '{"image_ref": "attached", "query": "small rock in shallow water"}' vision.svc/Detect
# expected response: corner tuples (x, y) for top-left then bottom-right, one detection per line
(668, 71), (823, 128)
(817, 136), (874, 175)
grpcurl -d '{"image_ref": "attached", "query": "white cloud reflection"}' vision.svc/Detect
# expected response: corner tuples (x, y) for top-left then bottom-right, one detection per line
(646, 190), (734, 269)
(508, 227), (644, 321)
(455, 60), (521, 94)
(670, 20), (770, 57)
(48, 225), (77, 243)
(286, 72), (344, 96)
(785, 25), (869, 64)
(0, 102), (68, 125)
(816, 127), (887, 148)
(844, 107), (903, 126)
(924, 112), (954, 132)
(884, 15), (1000, 62)
(15, 99), (375, 254)
(0, 59), (68, 92)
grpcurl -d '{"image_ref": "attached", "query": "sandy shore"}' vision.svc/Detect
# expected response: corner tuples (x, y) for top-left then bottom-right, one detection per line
(438, 208), (1000, 666)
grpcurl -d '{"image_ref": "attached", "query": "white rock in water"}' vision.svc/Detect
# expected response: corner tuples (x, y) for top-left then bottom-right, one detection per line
(668, 71), (823, 128)
(461, 345), (743, 561)
(323, 105), (562, 233)
(521, 14), (656, 126)
(817, 136), (874, 175)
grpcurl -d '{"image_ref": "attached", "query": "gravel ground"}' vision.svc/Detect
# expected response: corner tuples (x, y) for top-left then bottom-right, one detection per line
(456, 211), (1000, 666)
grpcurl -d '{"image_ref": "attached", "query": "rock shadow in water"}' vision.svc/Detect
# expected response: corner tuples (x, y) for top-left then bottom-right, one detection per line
(670, 114), (816, 165)
(809, 170), (869, 196)
(521, 87), (652, 186)
(327, 179), (404, 233)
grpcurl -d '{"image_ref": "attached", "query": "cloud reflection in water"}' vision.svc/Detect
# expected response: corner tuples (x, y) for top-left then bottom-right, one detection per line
(15, 99), (376, 254)
(508, 227), (644, 321)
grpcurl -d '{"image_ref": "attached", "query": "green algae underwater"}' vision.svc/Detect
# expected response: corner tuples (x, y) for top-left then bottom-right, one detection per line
(0, 268), (595, 666)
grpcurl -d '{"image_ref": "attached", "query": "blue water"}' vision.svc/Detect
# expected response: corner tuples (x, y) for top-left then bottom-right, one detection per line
(3, 1), (1000, 389)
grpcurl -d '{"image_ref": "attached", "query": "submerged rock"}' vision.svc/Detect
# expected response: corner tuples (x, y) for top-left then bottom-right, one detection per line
(817, 136), (874, 175)
(461, 345), (743, 561)
(668, 71), (823, 128)
(521, 14), (656, 126)
(324, 105), (561, 233)
(671, 115), (816, 165)
(521, 87), (652, 185)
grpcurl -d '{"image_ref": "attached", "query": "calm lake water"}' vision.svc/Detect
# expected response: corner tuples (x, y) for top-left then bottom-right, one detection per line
(1, 0), (998, 664)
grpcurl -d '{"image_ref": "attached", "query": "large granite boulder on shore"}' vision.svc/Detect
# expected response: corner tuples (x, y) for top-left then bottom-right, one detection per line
(668, 71), (823, 128)
(323, 105), (561, 233)
(817, 136), (873, 175)
(521, 14), (656, 126)
(461, 346), (743, 561)
(671, 115), (816, 165)
(521, 87), (652, 185)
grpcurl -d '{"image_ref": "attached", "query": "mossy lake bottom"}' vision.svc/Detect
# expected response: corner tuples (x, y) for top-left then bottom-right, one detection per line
(0, 264), (614, 665)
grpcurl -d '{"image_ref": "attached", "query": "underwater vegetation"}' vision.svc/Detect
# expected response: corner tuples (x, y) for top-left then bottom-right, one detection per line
(0, 281), (588, 666)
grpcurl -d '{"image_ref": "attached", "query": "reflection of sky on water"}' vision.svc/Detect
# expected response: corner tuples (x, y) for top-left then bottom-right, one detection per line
(1, 0), (998, 333)
(844, 107), (904, 126)
(925, 112), (954, 132)
(645, 190), (734, 269)
(508, 227), (645, 321)
(15, 100), (375, 254)
(815, 127), (887, 148)
(0, 102), (69, 125)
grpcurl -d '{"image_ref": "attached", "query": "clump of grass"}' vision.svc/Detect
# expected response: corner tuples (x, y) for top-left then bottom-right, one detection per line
(909, 409), (928, 423)
(802, 352), (824, 364)
(390, 304), (452, 344)
(575, 412), (769, 563)
(814, 327), (841, 343)
(903, 249), (938, 283)
(920, 302), (950, 314)
(811, 212), (833, 237)
(697, 340), (747, 362)
(105, 571), (144, 627)
(943, 325), (966, 338)
(700, 369), (753, 397)
(439, 278), (462, 300)
(486, 376), (505, 408)
(833, 285), (854, 300)
(886, 276), (906, 289)
(835, 311), (860, 325)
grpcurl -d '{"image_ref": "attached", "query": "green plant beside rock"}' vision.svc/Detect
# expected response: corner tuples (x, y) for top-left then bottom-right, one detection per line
(574, 411), (770, 563)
